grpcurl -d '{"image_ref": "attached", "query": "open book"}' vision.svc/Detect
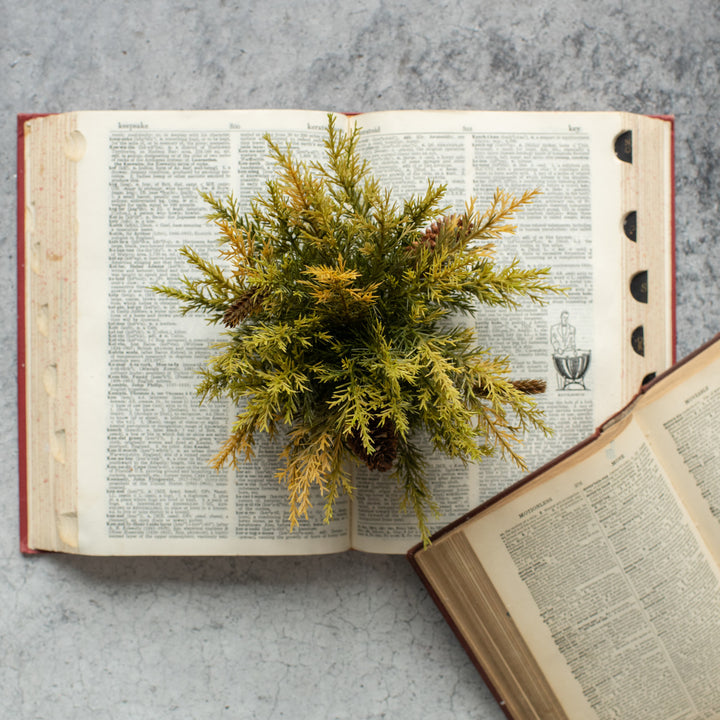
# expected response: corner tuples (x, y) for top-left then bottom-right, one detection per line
(409, 333), (720, 720)
(19, 109), (674, 555)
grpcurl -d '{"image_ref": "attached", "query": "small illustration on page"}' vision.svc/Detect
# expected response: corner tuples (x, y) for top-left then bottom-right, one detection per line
(550, 310), (591, 390)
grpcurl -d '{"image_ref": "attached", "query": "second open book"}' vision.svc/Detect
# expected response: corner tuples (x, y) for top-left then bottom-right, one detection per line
(410, 334), (720, 719)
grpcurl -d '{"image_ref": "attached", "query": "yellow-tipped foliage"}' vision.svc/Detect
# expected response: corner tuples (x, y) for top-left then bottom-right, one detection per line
(154, 116), (564, 545)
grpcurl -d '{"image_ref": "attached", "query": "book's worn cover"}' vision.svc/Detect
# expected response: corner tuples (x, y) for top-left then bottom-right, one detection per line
(408, 332), (719, 720)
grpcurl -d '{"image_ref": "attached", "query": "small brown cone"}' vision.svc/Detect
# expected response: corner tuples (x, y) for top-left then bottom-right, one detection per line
(222, 289), (267, 327)
(346, 417), (398, 472)
(509, 379), (546, 395)
(410, 214), (472, 253)
(474, 378), (547, 398)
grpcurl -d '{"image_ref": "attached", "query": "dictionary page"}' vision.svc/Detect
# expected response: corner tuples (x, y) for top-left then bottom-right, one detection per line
(350, 110), (673, 553)
(462, 415), (720, 719)
(64, 109), (352, 555)
(633, 336), (720, 564)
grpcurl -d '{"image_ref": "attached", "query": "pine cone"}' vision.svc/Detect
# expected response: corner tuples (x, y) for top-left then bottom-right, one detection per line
(410, 214), (472, 253)
(222, 289), (267, 327)
(474, 378), (547, 398)
(346, 417), (398, 472)
(509, 379), (546, 395)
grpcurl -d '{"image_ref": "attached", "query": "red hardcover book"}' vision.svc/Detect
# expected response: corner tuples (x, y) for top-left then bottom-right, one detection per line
(18, 110), (675, 556)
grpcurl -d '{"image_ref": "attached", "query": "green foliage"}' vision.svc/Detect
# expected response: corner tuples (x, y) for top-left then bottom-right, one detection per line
(153, 116), (564, 545)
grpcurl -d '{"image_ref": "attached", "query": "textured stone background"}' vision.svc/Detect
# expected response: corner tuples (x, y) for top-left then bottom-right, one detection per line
(2, 1), (719, 718)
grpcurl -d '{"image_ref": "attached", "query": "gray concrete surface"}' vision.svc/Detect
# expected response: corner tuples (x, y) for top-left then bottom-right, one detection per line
(2, 1), (719, 718)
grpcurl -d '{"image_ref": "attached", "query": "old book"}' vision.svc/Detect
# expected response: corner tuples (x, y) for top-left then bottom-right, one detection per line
(19, 109), (674, 555)
(409, 333), (720, 720)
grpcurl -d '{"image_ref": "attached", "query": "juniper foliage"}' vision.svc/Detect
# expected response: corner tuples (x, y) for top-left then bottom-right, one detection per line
(154, 116), (563, 544)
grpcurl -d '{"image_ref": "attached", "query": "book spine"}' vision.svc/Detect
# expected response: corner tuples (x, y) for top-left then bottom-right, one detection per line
(17, 113), (51, 554)
(17, 115), (33, 553)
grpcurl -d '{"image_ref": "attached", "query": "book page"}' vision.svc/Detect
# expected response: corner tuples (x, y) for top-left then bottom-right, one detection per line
(350, 111), (670, 550)
(350, 447), (477, 555)
(464, 417), (720, 719)
(66, 109), (351, 555)
(633, 340), (720, 565)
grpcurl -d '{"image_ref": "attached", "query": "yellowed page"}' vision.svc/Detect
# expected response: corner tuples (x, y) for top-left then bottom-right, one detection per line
(633, 341), (720, 564)
(68, 109), (352, 555)
(350, 110), (673, 553)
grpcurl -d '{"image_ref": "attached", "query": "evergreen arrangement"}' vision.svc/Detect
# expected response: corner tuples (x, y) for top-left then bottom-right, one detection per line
(154, 116), (563, 544)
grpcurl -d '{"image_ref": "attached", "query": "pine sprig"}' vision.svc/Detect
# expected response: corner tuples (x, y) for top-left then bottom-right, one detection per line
(154, 115), (565, 545)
